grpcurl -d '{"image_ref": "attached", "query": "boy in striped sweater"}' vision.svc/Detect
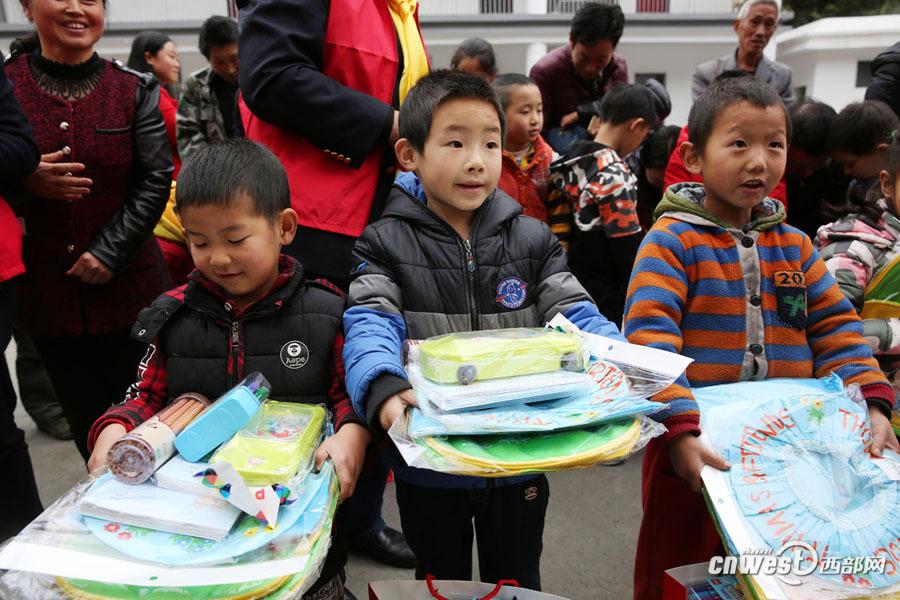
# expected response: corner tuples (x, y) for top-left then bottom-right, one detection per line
(623, 76), (899, 600)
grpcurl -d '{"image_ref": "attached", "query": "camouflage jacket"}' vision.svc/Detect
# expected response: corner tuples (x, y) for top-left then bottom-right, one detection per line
(176, 68), (229, 161)
(817, 199), (900, 355)
(548, 140), (642, 238)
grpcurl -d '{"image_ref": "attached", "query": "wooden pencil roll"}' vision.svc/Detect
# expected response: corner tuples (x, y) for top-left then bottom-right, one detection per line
(108, 392), (210, 485)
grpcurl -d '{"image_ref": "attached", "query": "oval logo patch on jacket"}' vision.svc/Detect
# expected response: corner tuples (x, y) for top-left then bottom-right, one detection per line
(280, 340), (310, 369)
(495, 276), (527, 309)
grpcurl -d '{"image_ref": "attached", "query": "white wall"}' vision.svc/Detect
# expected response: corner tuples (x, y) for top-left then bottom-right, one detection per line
(777, 15), (900, 111)
(424, 21), (737, 126)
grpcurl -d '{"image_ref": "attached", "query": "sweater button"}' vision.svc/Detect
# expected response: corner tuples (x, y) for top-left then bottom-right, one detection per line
(59, 121), (69, 131)
(62, 145), (71, 156)
(749, 294), (761, 307)
(741, 236), (754, 248)
(749, 343), (763, 355)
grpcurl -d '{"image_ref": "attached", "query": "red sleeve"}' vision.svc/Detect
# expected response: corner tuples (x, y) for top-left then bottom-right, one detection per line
(663, 126), (701, 190)
(86, 340), (169, 452)
(159, 88), (181, 178)
(770, 177), (787, 208)
(328, 331), (365, 431)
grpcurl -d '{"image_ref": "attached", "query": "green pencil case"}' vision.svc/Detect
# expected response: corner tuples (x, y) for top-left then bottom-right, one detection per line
(210, 401), (327, 487)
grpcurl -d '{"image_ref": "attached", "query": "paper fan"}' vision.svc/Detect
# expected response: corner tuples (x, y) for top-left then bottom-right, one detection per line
(423, 418), (641, 474)
(721, 394), (900, 591)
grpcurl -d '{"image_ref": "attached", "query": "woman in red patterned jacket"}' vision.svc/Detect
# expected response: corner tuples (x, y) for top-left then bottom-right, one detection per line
(7, 0), (173, 461)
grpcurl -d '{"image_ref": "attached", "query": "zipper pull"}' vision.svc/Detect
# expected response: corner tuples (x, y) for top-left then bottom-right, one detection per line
(463, 239), (475, 272)
(231, 321), (239, 345)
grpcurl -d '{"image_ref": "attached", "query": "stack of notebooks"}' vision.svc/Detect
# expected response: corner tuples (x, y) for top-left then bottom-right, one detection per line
(391, 328), (675, 477)
(79, 472), (241, 541)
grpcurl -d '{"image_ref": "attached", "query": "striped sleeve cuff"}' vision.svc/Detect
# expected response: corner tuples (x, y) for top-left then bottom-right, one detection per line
(861, 382), (895, 418)
(661, 413), (701, 442)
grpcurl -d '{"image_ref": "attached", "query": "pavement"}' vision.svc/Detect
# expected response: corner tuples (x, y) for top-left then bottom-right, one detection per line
(7, 345), (644, 600)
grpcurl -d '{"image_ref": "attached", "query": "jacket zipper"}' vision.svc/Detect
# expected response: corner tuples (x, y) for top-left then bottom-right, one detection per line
(230, 320), (241, 385)
(463, 238), (477, 330)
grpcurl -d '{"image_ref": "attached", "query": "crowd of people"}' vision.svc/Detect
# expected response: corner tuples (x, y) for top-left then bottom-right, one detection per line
(1, 1), (898, 599)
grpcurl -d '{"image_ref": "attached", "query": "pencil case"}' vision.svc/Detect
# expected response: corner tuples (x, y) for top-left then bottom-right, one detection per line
(174, 372), (270, 462)
(210, 401), (327, 487)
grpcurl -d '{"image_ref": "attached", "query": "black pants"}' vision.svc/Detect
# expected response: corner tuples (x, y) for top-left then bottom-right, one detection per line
(14, 326), (64, 426)
(395, 475), (549, 591)
(33, 330), (143, 461)
(0, 279), (43, 540)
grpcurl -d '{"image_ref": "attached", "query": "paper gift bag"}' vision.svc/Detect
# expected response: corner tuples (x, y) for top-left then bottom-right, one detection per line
(368, 578), (571, 600)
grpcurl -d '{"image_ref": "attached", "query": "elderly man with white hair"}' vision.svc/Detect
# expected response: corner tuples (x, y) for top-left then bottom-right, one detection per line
(691, 0), (794, 104)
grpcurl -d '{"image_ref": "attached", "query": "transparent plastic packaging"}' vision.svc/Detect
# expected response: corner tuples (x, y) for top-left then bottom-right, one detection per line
(414, 328), (586, 386)
(109, 392), (210, 485)
(0, 463), (339, 598)
(407, 360), (663, 437)
(696, 375), (900, 597)
(545, 314), (693, 398)
(175, 372), (271, 463)
(390, 414), (664, 477)
(211, 401), (327, 487)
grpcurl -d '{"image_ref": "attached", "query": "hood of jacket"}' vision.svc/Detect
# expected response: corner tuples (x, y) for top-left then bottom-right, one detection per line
(386, 171), (523, 240)
(655, 182), (786, 232)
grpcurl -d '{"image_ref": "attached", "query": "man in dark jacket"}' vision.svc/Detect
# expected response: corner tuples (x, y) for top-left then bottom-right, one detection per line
(529, 2), (628, 152)
(866, 41), (900, 118)
(176, 16), (243, 161)
(0, 55), (43, 541)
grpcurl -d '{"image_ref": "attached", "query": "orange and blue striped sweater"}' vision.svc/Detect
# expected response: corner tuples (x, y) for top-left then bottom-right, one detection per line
(623, 183), (893, 440)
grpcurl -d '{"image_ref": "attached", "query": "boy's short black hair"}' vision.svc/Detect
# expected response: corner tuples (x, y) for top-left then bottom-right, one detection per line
(492, 73), (537, 110)
(450, 38), (498, 76)
(641, 125), (681, 169)
(198, 16), (238, 59)
(826, 100), (899, 156)
(597, 82), (659, 127)
(688, 76), (790, 157)
(400, 70), (506, 153)
(788, 100), (836, 156)
(176, 139), (290, 221)
(570, 2), (625, 48)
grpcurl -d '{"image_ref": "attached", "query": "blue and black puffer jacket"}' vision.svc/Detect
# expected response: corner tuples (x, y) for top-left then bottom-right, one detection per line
(343, 173), (624, 488)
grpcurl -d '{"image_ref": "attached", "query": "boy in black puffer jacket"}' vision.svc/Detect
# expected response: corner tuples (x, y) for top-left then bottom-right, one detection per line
(343, 70), (624, 591)
(86, 140), (370, 600)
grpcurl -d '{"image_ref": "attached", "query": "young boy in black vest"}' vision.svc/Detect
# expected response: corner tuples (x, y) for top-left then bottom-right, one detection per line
(86, 139), (370, 600)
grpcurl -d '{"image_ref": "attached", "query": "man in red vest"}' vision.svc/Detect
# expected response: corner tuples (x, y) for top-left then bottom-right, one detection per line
(238, 2), (428, 597)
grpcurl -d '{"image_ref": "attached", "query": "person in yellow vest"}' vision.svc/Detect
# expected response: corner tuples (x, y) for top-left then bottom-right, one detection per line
(237, 2), (429, 597)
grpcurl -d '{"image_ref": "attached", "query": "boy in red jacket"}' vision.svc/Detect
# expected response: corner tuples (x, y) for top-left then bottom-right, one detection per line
(493, 74), (570, 245)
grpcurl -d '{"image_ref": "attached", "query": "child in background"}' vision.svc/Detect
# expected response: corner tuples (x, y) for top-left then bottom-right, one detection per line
(635, 124), (680, 231)
(818, 137), (900, 406)
(827, 100), (898, 203)
(343, 71), (623, 590)
(450, 38), (498, 81)
(549, 82), (665, 325)
(623, 76), (898, 600)
(87, 140), (370, 600)
(493, 74), (569, 242)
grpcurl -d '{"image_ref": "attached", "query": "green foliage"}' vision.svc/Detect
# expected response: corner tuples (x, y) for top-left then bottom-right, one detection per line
(785, 0), (900, 26)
